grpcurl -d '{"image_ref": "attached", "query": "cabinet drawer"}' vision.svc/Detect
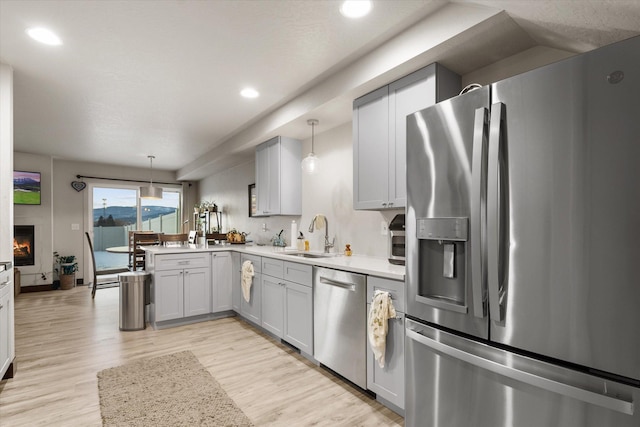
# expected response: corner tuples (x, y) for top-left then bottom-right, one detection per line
(283, 261), (312, 287)
(262, 257), (284, 278)
(367, 276), (405, 313)
(241, 254), (262, 273)
(0, 270), (10, 292)
(155, 253), (210, 271)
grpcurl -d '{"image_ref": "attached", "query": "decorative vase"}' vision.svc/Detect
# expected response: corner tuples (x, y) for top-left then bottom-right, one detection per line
(60, 273), (75, 290)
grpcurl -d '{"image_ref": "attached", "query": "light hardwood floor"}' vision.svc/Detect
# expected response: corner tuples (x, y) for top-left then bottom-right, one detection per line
(0, 286), (404, 426)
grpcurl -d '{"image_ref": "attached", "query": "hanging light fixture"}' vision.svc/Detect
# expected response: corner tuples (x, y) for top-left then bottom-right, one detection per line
(140, 155), (163, 199)
(301, 119), (320, 175)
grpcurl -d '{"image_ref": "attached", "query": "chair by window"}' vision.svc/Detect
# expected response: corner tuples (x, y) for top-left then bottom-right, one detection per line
(128, 231), (161, 270)
(85, 232), (120, 299)
(159, 233), (188, 246)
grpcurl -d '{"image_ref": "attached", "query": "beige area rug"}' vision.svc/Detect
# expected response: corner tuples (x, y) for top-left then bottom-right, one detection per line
(97, 351), (253, 426)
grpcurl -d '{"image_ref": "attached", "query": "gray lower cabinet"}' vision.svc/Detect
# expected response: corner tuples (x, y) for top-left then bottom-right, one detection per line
(366, 276), (405, 412)
(231, 252), (241, 312)
(261, 257), (284, 336)
(211, 252), (232, 312)
(353, 62), (460, 210)
(240, 254), (262, 325)
(261, 273), (285, 336)
(283, 279), (313, 355)
(259, 258), (313, 355)
(183, 267), (211, 317)
(151, 253), (211, 322)
(1, 270), (14, 379)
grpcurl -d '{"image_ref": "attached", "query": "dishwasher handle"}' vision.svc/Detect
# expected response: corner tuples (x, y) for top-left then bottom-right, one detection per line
(318, 276), (356, 292)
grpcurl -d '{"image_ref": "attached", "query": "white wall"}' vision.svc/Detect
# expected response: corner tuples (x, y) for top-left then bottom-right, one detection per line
(13, 153), (53, 286)
(200, 123), (401, 258)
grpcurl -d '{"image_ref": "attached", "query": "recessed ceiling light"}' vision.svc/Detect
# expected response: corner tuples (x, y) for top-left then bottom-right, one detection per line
(240, 88), (259, 99)
(26, 27), (63, 46)
(340, 0), (372, 19)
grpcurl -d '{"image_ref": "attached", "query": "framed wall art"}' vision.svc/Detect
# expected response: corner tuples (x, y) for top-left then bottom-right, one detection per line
(14, 170), (41, 205)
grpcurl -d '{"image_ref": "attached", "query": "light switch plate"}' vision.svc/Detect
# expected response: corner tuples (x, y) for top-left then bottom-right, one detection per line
(380, 220), (388, 235)
(71, 223), (80, 230)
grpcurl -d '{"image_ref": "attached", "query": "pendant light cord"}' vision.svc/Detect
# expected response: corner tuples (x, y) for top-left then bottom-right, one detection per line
(148, 155), (155, 186)
(307, 119), (318, 155)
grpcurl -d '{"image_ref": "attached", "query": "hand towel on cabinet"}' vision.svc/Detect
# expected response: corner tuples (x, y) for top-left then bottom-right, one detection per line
(241, 260), (254, 302)
(368, 290), (397, 368)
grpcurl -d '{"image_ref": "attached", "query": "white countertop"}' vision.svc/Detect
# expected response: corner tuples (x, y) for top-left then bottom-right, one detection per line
(144, 244), (405, 281)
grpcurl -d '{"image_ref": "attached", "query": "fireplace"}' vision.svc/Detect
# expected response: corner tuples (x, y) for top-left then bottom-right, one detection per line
(14, 225), (35, 267)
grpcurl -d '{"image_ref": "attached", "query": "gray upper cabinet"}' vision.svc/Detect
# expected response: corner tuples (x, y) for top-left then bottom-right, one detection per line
(255, 136), (302, 216)
(353, 63), (460, 210)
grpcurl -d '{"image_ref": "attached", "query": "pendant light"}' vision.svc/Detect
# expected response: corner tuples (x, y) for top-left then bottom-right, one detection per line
(301, 119), (320, 175)
(140, 155), (163, 199)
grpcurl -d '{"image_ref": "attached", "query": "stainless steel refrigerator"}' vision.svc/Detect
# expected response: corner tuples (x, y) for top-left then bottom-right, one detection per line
(405, 35), (640, 427)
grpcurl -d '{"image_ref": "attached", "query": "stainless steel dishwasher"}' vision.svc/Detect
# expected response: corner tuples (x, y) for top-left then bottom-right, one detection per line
(313, 267), (367, 389)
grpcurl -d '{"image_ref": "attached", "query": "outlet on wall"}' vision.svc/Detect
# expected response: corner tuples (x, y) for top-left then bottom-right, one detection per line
(380, 220), (388, 236)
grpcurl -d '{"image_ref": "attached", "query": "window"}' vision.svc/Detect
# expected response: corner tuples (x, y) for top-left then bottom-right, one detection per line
(89, 184), (182, 271)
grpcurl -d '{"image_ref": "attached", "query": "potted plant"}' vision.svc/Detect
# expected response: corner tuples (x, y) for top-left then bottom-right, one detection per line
(54, 252), (79, 290)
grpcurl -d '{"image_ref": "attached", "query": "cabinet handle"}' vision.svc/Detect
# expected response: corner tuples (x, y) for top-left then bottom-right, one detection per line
(0, 304), (3, 309)
(388, 202), (393, 207)
(382, 203), (387, 207)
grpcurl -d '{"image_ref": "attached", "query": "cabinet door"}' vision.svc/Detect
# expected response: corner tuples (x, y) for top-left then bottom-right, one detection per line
(367, 310), (405, 410)
(240, 272), (262, 325)
(388, 65), (437, 208)
(255, 141), (270, 216)
(353, 86), (389, 209)
(0, 289), (10, 376)
(261, 275), (284, 337)
(283, 280), (313, 355)
(184, 267), (210, 317)
(231, 252), (241, 312)
(255, 137), (281, 216)
(266, 139), (281, 215)
(155, 270), (184, 322)
(212, 252), (232, 313)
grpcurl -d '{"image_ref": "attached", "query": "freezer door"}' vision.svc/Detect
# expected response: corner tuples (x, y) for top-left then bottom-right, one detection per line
(406, 86), (489, 338)
(405, 319), (639, 427)
(487, 36), (640, 381)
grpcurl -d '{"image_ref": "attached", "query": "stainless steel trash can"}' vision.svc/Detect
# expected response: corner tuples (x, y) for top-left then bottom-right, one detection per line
(118, 271), (150, 331)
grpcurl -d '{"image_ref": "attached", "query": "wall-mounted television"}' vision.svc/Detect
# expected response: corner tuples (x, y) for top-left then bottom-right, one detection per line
(14, 170), (41, 205)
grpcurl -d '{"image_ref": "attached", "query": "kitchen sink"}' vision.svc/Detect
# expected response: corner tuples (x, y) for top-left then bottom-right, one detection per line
(283, 252), (340, 259)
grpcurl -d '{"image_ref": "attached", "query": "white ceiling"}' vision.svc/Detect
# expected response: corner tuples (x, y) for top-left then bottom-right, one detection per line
(1, 0), (639, 180)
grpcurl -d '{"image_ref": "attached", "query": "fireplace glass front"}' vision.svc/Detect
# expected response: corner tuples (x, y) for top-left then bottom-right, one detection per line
(14, 225), (35, 266)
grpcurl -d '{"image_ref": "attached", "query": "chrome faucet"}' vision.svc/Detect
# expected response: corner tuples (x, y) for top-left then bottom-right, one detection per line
(308, 214), (335, 253)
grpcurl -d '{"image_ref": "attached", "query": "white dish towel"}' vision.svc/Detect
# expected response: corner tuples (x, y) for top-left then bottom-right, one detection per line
(241, 260), (254, 303)
(367, 290), (397, 368)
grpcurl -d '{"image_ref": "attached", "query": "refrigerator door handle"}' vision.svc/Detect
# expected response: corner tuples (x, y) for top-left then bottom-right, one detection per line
(487, 102), (506, 322)
(471, 107), (488, 319)
(406, 319), (635, 416)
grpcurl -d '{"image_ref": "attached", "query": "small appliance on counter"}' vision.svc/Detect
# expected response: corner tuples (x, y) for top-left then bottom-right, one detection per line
(388, 214), (405, 265)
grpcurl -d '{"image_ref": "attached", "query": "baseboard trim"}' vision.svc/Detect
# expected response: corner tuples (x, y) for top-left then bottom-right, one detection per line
(21, 284), (53, 293)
